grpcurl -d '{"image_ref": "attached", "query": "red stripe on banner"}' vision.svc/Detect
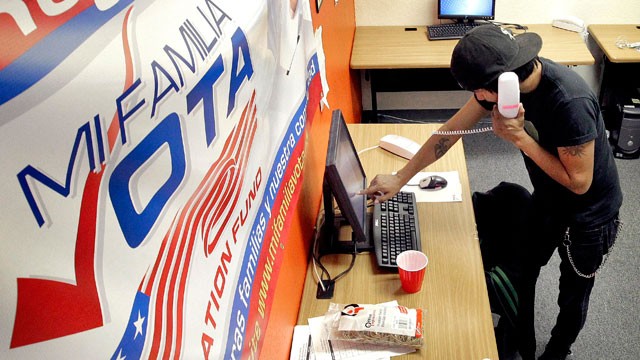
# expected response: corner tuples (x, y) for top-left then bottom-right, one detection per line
(242, 132), (307, 359)
(0, 0), (94, 70)
(144, 92), (258, 359)
(149, 219), (185, 359)
(305, 73), (323, 126)
(202, 161), (239, 252)
(107, 7), (136, 150)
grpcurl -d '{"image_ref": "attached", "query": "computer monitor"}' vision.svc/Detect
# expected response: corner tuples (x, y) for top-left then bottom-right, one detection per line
(319, 110), (374, 254)
(438, 0), (495, 22)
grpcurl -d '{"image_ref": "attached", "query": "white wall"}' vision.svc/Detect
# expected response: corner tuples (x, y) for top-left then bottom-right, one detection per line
(355, 0), (640, 110)
(355, 0), (640, 27)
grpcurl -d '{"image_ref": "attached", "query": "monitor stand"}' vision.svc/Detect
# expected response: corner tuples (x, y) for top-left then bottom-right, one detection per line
(318, 213), (374, 255)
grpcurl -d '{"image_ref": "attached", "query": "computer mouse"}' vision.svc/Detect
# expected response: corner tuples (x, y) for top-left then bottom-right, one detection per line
(419, 175), (448, 190)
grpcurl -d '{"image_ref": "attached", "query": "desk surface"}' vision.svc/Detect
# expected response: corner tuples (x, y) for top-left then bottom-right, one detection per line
(297, 124), (498, 359)
(351, 24), (594, 69)
(588, 24), (640, 63)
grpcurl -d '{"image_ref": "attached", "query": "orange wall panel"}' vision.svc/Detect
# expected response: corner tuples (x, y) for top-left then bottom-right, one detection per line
(259, 0), (362, 358)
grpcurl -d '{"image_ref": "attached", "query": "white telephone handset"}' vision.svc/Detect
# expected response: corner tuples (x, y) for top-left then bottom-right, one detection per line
(552, 16), (585, 33)
(498, 72), (520, 118)
(431, 72), (520, 136)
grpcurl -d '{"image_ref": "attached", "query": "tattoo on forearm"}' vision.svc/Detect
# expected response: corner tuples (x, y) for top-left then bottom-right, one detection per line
(434, 138), (451, 159)
(562, 144), (586, 158)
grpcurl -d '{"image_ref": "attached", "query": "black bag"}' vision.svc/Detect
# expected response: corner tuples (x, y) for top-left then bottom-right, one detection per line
(472, 182), (533, 328)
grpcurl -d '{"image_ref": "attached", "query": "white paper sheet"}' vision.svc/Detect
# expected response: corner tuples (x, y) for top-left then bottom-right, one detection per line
(290, 325), (313, 360)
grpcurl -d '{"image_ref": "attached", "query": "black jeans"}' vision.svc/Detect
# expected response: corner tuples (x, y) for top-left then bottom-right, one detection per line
(517, 213), (621, 360)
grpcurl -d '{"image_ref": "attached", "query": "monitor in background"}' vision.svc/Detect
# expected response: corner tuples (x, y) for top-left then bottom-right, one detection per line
(319, 109), (374, 255)
(438, 0), (495, 23)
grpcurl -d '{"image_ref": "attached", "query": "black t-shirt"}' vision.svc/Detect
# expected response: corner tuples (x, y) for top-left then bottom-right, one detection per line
(476, 58), (622, 226)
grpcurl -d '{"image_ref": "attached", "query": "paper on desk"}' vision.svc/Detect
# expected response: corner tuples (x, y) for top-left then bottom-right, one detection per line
(402, 171), (462, 202)
(290, 325), (313, 360)
(307, 314), (415, 360)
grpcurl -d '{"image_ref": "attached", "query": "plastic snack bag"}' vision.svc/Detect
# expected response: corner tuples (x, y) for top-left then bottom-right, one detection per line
(324, 302), (425, 349)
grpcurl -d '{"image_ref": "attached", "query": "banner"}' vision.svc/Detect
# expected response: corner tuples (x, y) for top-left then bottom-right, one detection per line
(0, 0), (321, 358)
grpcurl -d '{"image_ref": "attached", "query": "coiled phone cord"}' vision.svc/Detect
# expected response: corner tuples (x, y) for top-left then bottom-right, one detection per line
(431, 126), (494, 136)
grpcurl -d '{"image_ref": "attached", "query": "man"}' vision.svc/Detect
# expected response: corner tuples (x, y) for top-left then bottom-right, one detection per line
(361, 25), (623, 360)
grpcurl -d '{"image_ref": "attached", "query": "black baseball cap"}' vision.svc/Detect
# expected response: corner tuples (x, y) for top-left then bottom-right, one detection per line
(450, 25), (542, 91)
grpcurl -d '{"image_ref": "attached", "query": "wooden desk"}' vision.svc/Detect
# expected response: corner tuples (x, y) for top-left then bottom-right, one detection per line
(587, 25), (640, 156)
(297, 124), (498, 359)
(588, 24), (640, 134)
(351, 24), (595, 120)
(351, 24), (595, 69)
(588, 24), (640, 63)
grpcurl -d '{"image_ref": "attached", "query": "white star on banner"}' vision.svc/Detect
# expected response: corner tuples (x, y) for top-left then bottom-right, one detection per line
(133, 311), (145, 339)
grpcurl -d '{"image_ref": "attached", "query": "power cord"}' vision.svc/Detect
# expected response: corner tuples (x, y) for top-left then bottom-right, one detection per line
(311, 206), (359, 299)
(377, 113), (439, 124)
(488, 21), (529, 32)
(357, 144), (379, 155)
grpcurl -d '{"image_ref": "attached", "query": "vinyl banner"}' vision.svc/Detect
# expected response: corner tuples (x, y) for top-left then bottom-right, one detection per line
(0, 0), (321, 358)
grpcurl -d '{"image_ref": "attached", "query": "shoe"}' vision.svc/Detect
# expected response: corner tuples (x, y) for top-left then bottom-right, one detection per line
(538, 349), (573, 360)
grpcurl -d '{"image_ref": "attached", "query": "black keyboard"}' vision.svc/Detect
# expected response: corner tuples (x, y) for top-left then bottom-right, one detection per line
(372, 191), (422, 269)
(427, 22), (486, 40)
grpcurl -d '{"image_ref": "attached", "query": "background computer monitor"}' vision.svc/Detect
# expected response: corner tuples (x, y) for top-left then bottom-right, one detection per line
(319, 109), (373, 254)
(438, 0), (495, 22)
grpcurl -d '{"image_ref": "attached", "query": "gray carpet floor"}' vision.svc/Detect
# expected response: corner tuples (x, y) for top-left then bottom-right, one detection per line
(374, 110), (640, 359)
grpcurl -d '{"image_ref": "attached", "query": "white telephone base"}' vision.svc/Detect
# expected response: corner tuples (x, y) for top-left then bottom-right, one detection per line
(552, 16), (585, 33)
(379, 134), (421, 160)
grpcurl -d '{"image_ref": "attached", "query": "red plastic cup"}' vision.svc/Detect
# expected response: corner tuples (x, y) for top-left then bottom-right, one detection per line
(396, 250), (428, 293)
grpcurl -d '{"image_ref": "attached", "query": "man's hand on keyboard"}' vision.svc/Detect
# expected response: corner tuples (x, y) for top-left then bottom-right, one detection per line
(360, 173), (404, 203)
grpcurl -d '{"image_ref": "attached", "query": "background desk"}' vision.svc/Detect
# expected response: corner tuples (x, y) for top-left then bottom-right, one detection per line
(588, 24), (640, 106)
(351, 24), (595, 120)
(297, 124), (498, 359)
(588, 24), (640, 157)
(588, 24), (640, 64)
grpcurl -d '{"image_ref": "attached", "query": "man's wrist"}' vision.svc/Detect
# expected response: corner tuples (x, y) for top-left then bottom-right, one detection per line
(394, 169), (412, 184)
(514, 132), (534, 151)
